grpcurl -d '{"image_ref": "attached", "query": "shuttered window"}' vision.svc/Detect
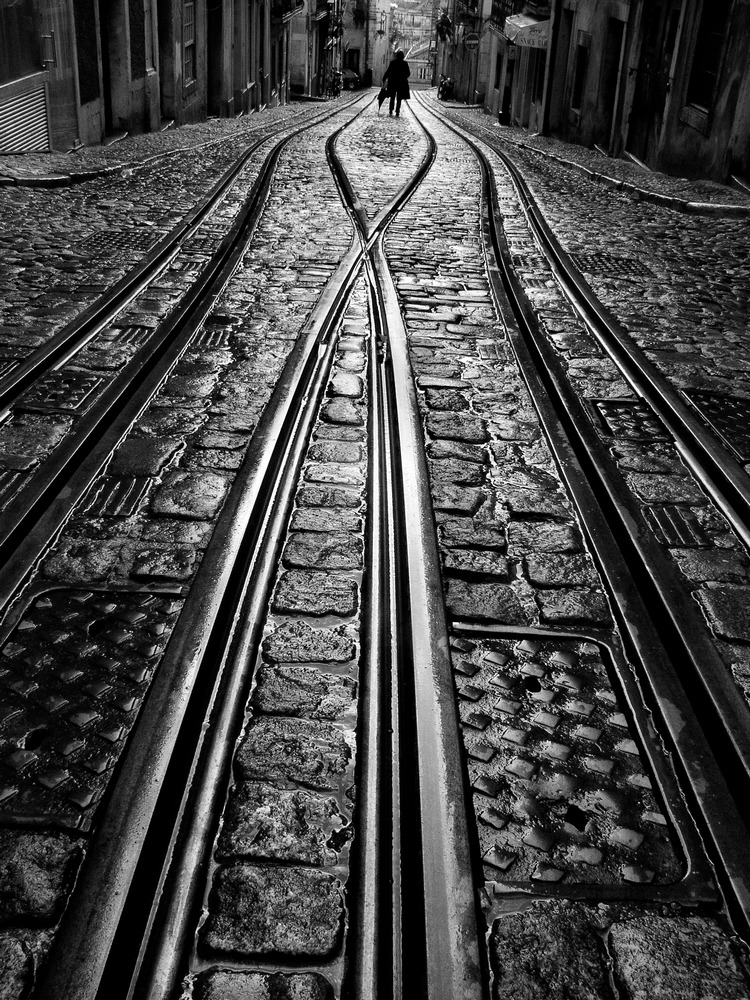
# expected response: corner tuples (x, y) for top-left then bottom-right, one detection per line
(686, 0), (731, 111)
(183, 1), (196, 83)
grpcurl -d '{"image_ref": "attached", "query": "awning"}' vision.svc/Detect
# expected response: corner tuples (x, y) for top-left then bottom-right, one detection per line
(504, 13), (549, 48)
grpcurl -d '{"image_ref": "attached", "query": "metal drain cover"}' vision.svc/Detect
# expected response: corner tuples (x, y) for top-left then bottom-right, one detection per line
(77, 230), (160, 256)
(684, 391), (750, 462)
(590, 399), (668, 440)
(15, 372), (103, 413)
(0, 589), (182, 830)
(570, 251), (653, 279)
(450, 631), (693, 893)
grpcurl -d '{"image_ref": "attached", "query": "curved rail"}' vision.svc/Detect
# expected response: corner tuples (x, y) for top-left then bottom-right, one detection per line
(33, 95), (452, 1000)
(0, 97), (366, 627)
(415, 93), (750, 938)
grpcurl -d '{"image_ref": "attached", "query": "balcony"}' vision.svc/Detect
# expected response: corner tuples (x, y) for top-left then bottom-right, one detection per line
(271, 0), (303, 20)
(490, 0), (513, 28)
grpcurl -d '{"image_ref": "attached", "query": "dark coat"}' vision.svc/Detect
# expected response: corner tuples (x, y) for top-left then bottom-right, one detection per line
(383, 57), (411, 99)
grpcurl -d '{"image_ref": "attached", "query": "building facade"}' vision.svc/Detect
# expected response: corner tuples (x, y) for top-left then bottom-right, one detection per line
(0, 0), (299, 154)
(476, 0), (750, 183)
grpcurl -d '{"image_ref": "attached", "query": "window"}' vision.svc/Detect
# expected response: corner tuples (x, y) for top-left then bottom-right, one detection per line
(686, 0), (731, 110)
(183, 1), (196, 84)
(571, 31), (590, 111)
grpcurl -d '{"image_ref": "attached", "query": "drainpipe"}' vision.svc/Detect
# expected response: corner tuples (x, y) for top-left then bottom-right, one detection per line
(541, 0), (561, 135)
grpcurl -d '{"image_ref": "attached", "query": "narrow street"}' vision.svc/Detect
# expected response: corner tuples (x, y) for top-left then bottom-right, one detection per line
(1, 90), (750, 1000)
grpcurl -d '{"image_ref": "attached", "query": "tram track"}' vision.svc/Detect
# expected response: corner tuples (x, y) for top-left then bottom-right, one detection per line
(2, 92), (749, 1000)
(414, 94), (750, 938)
(0, 96), (365, 623)
(30, 98), (454, 1000)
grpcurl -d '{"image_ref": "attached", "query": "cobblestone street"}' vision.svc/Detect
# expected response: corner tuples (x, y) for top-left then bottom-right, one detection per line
(1, 91), (750, 1000)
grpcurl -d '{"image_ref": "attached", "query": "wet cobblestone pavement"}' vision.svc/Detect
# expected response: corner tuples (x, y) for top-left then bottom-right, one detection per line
(1, 90), (750, 998)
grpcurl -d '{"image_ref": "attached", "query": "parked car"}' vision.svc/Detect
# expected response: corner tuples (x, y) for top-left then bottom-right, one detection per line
(342, 68), (360, 90)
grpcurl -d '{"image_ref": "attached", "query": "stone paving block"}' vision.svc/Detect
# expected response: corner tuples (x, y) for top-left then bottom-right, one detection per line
(313, 424), (365, 442)
(262, 620), (355, 664)
(307, 440), (363, 463)
(104, 437), (182, 476)
(183, 448), (244, 471)
(439, 518), (507, 550)
(42, 538), (125, 582)
(283, 531), (362, 571)
(490, 900), (609, 1000)
(426, 411), (489, 443)
(0, 832), (81, 922)
(446, 580), (528, 624)
(290, 506), (362, 533)
(536, 589), (612, 627)
(0, 414), (73, 463)
(141, 519), (211, 544)
(194, 969), (335, 1000)
(525, 554), (599, 588)
(201, 865), (343, 959)
(0, 930), (53, 1000)
(131, 546), (197, 580)
(272, 570), (358, 617)
(136, 406), (207, 438)
(695, 586), (750, 642)
(321, 399), (364, 426)
(427, 439), (486, 463)
(444, 549), (510, 578)
(429, 459), (486, 486)
(304, 462), (364, 487)
(235, 717), (352, 791)
(151, 470), (229, 520)
(296, 486), (361, 508)
(490, 417), (540, 442)
(672, 548), (749, 583)
(424, 389), (470, 411)
(251, 662), (356, 720)
(609, 915), (750, 1000)
(625, 473), (707, 504)
(330, 373), (363, 398)
(217, 782), (343, 865)
(432, 483), (486, 516)
(508, 521), (583, 553)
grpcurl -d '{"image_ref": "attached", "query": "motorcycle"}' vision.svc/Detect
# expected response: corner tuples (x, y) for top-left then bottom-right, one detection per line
(438, 75), (454, 101)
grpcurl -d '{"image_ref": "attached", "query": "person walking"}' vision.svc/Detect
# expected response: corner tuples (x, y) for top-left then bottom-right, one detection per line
(382, 49), (410, 117)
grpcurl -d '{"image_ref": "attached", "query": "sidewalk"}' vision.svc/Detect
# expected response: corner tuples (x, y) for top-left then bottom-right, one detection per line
(0, 103), (311, 188)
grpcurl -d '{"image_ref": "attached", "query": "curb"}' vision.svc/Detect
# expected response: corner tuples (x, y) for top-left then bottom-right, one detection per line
(425, 95), (750, 218)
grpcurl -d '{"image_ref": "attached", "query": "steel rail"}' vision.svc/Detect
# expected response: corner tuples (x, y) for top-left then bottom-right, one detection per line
(0, 98), (367, 628)
(423, 103), (750, 546)
(0, 96), (362, 417)
(414, 94), (750, 937)
(329, 109), (486, 997)
(33, 98), (438, 1000)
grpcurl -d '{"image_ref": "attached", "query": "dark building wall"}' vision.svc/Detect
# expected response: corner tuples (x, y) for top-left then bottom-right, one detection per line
(657, 0), (750, 181)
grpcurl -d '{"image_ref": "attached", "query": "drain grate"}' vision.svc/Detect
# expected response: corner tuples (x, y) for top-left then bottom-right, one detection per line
(15, 372), (103, 413)
(100, 325), (152, 348)
(450, 632), (688, 890)
(81, 477), (154, 518)
(0, 589), (182, 830)
(77, 230), (160, 256)
(0, 471), (24, 510)
(591, 399), (668, 440)
(683, 391), (750, 462)
(642, 505), (710, 547)
(570, 251), (653, 279)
